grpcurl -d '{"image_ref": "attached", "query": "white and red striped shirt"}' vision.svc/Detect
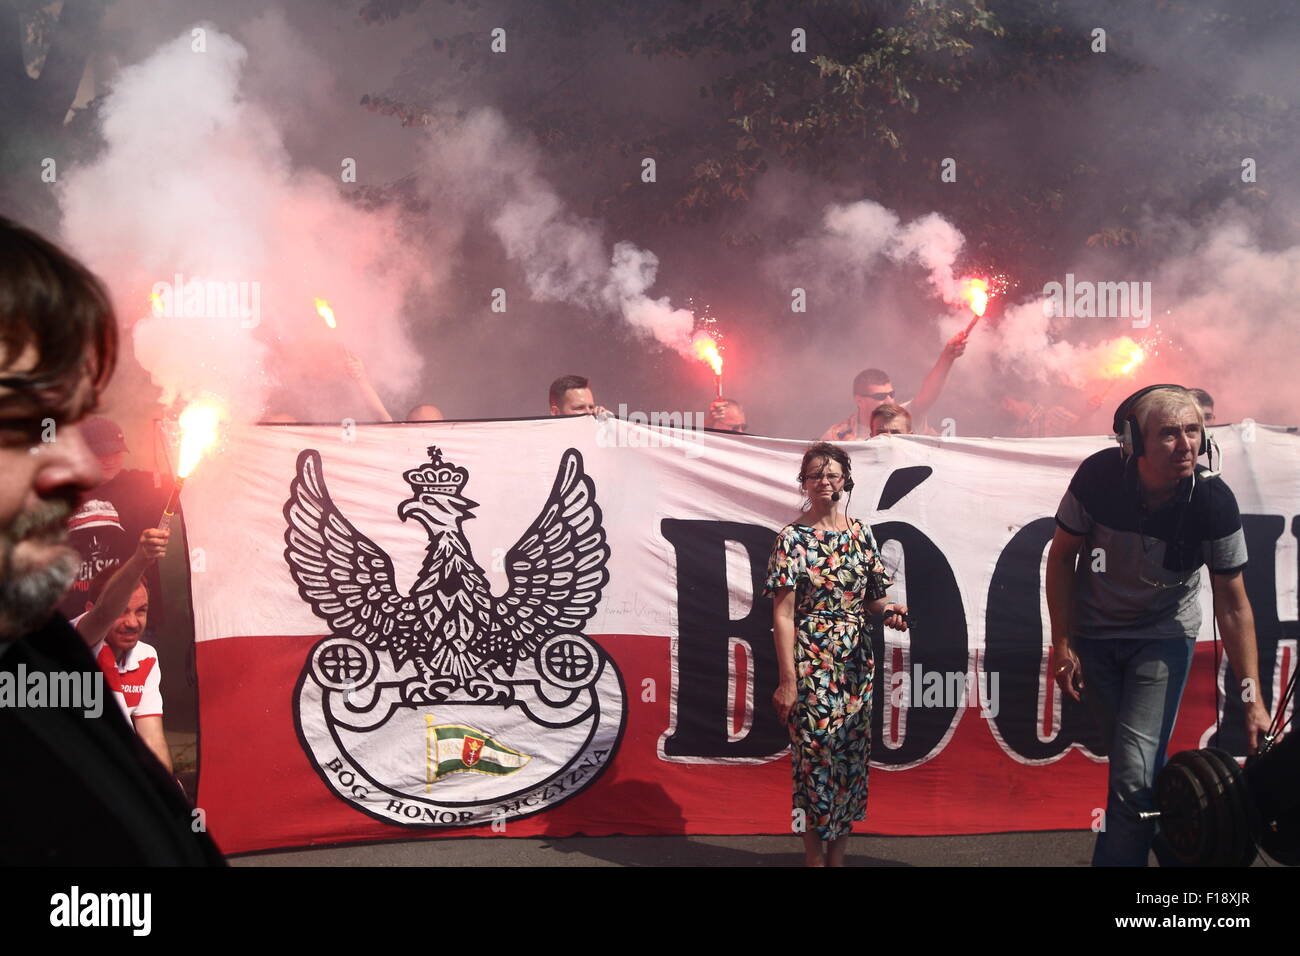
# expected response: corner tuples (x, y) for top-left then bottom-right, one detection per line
(78, 627), (164, 724)
(94, 639), (162, 724)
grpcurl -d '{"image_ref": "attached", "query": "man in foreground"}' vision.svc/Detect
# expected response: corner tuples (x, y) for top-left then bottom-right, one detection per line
(0, 215), (223, 865)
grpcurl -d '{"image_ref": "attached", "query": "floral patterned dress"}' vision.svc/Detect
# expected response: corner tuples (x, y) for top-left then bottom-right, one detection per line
(764, 519), (893, 841)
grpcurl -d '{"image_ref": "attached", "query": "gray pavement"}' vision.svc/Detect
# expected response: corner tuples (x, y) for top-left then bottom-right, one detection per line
(231, 830), (1102, 866)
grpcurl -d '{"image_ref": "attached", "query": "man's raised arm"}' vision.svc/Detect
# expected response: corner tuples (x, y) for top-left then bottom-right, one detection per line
(74, 527), (169, 647)
(910, 330), (968, 420)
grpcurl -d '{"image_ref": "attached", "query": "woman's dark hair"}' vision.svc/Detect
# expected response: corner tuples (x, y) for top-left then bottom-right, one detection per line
(0, 216), (117, 397)
(798, 441), (852, 487)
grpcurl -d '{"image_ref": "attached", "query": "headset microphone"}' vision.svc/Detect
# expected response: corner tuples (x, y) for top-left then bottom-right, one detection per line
(831, 491), (842, 501)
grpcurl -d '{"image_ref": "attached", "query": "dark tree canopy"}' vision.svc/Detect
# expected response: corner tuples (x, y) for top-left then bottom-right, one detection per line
(0, 0), (107, 229)
(356, 0), (1296, 287)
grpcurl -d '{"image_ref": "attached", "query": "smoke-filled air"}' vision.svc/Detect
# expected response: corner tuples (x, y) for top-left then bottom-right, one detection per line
(4, 0), (1298, 442)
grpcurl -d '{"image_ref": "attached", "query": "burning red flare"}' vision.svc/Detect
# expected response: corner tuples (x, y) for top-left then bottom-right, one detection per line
(962, 277), (989, 318)
(692, 331), (722, 375)
(1100, 337), (1148, 379)
(1120, 347), (1146, 375)
(176, 400), (223, 479)
(158, 398), (226, 531)
(960, 277), (991, 336)
(691, 331), (724, 399)
(314, 297), (337, 329)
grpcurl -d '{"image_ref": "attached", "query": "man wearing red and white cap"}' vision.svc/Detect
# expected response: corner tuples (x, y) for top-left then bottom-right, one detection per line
(60, 495), (128, 613)
(58, 415), (172, 623)
(58, 416), (132, 616)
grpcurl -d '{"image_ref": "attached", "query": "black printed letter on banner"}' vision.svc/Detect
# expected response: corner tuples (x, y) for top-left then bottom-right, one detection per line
(659, 520), (788, 759)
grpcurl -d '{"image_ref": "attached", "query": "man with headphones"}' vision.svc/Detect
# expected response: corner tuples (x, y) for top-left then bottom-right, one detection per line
(1044, 384), (1270, 866)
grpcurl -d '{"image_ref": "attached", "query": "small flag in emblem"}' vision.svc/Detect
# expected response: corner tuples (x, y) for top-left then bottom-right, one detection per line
(426, 721), (530, 782)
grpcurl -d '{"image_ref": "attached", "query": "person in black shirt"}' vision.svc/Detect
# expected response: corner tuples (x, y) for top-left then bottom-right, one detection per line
(0, 215), (223, 865)
(1045, 384), (1269, 866)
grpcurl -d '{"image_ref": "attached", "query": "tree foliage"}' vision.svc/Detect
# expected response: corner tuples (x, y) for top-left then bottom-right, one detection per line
(0, 0), (107, 228)
(359, 0), (1297, 283)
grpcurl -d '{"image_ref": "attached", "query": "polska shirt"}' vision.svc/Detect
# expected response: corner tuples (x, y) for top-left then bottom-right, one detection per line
(92, 637), (164, 724)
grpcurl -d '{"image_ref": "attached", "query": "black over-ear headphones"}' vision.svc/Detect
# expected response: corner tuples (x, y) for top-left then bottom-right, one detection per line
(830, 455), (854, 502)
(1113, 383), (1210, 459)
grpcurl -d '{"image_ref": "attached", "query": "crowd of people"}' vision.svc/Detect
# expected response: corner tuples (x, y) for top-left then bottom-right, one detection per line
(768, 385), (1264, 866)
(267, 313), (1226, 445)
(0, 213), (1266, 870)
(542, 360), (1216, 445)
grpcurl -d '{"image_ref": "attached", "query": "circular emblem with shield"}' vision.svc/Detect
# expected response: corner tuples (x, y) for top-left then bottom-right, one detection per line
(285, 446), (623, 826)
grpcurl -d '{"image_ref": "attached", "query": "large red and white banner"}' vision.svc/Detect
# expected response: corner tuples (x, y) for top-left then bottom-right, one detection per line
(186, 417), (1298, 853)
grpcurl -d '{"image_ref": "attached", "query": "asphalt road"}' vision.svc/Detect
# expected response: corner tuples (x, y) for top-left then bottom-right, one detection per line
(231, 830), (1104, 866)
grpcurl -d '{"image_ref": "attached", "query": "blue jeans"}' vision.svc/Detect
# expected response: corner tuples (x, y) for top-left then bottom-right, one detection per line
(1074, 636), (1196, 867)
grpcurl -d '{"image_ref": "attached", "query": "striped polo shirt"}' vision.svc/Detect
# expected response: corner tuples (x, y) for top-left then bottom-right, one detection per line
(1055, 447), (1247, 640)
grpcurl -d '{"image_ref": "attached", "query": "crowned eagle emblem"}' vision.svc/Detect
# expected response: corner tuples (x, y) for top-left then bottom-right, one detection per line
(283, 446), (610, 701)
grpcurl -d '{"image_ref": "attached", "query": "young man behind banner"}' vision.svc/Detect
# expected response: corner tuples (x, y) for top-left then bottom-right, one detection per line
(75, 531), (173, 772)
(1045, 384), (1270, 866)
(820, 331), (967, 441)
(548, 374), (609, 418)
(869, 403), (912, 437)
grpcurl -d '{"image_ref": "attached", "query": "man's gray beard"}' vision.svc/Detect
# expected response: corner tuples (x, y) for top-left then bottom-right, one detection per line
(0, 502), (79, 639)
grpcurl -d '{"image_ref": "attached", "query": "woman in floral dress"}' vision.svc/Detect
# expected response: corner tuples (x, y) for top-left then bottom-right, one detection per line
(765, 442), (907, 867)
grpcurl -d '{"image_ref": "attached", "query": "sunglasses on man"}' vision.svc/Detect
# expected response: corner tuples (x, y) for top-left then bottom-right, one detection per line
(857, 389), (895, 402)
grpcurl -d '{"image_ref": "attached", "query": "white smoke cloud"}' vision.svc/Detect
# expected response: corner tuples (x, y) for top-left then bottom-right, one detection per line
(57, 26), (427, 422)
(788, 200), (968, 308)
(46, 15), (1299, 440)
(605, 243), (694, 352)
(420, 107), (696, 356)
(947, 213), (1300, 425)
(765, 194), (1300, 427)
(1145, 217), (1300, 423)
(889, 212), (966, 305)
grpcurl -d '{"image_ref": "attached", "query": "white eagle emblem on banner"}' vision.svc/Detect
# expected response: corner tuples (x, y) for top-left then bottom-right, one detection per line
(284, 445), (624, 827)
